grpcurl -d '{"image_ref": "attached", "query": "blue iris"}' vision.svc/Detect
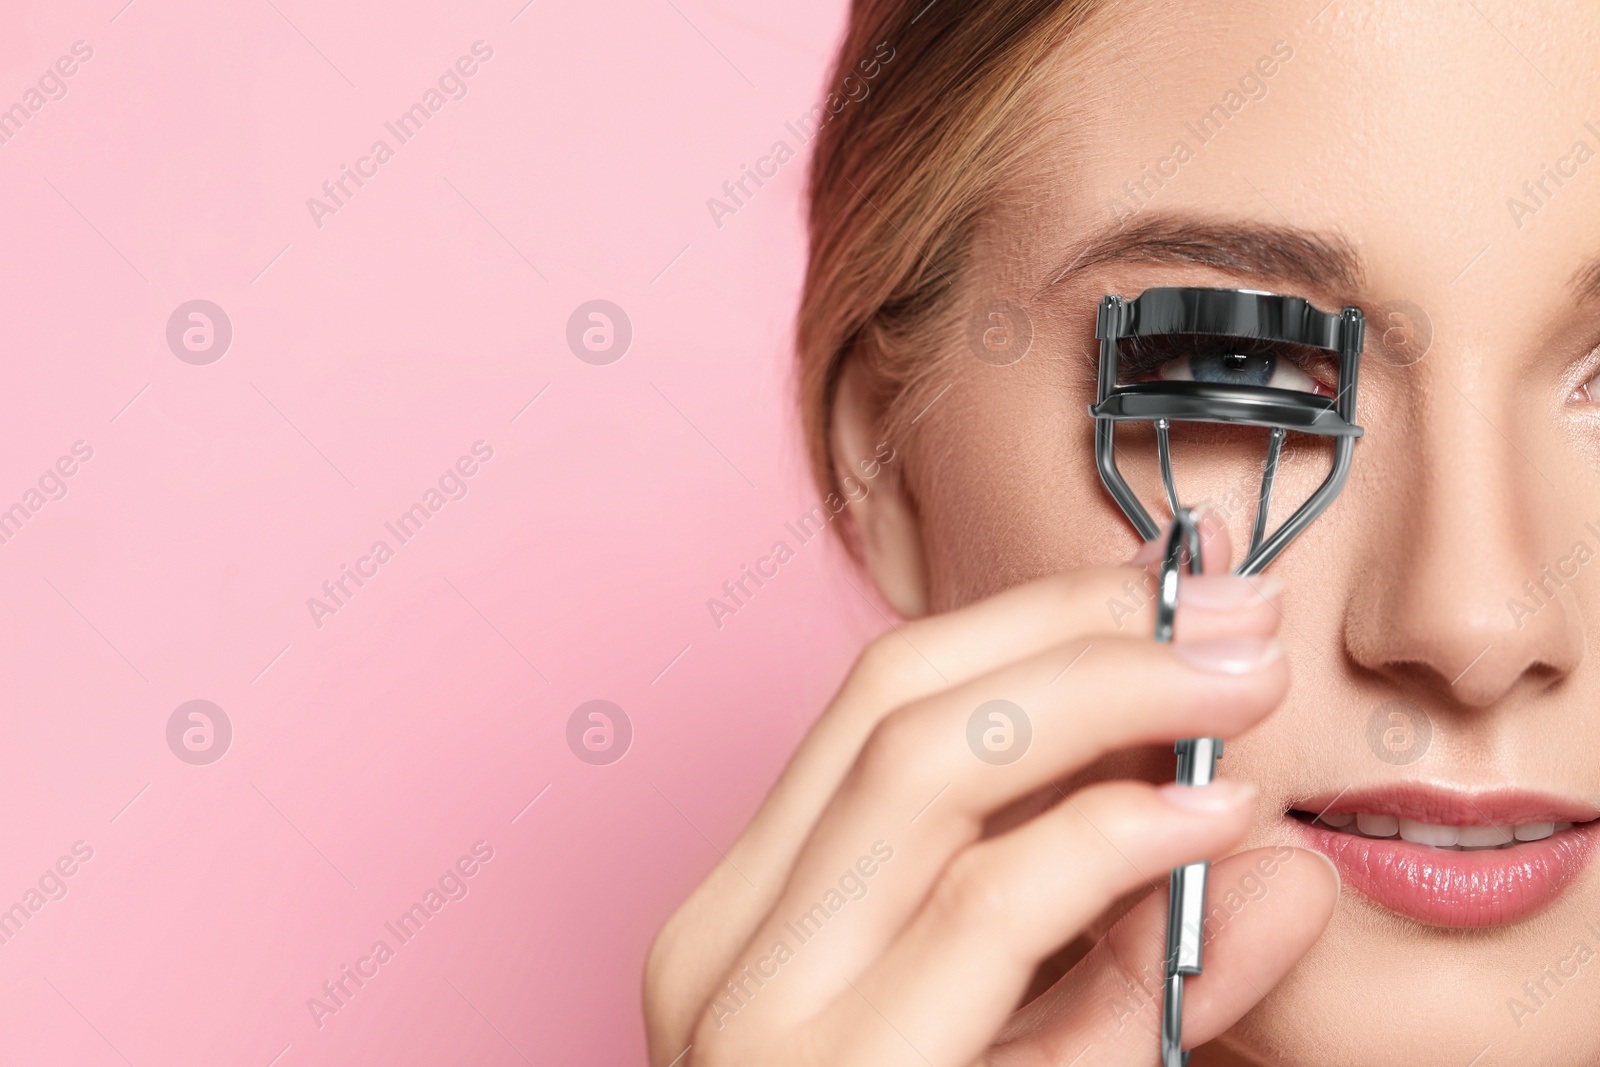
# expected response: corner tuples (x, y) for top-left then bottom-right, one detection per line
(1190, 349), (1276, 386)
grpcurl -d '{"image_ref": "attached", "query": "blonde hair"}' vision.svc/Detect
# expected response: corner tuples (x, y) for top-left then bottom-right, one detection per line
(797, 0), (1100, 507)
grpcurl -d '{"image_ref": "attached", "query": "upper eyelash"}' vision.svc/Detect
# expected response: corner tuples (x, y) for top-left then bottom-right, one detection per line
(1116, 333), (1337, 385)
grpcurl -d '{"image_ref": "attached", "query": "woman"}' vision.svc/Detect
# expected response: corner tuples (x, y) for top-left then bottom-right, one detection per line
(646, 0), (1600, 1063)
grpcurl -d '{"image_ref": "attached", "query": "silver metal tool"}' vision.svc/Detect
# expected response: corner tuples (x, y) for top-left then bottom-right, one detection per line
(1091, 287), (1365, 575)
(1088, 287), (1366, 1065)
(1154, 509), (1218, 1067)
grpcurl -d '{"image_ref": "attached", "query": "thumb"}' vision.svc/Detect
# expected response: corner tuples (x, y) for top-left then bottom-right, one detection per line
(990, 846), (1339, 1064)
(1129, 505), (1237, 575)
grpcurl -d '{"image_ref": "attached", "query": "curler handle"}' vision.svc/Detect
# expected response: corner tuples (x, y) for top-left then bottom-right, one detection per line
(1151, 510), (1215, 1067)
(1162, 737), (1222, 1067)
(1166, 737), (1221, 976)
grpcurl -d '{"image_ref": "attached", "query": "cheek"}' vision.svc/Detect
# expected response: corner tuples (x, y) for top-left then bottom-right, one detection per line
(913, 372), (1136, 611)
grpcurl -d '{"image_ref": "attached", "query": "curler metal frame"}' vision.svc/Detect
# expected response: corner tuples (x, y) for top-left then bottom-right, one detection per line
(1088, 288), (1366, 1065)
(1091, 287), (1365, 576)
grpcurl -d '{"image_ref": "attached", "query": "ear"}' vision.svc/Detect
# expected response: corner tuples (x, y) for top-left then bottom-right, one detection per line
(829, 357), (930, 618)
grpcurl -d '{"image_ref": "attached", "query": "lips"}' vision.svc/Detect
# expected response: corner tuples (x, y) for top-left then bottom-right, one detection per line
(1286, 787), (1600, 927)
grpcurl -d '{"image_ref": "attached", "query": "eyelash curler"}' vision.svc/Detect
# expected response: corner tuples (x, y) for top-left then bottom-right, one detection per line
(1088, 288), (1366, 1067)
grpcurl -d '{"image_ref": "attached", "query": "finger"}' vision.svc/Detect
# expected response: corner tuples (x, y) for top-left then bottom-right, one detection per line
(725, 630), (1287, 1020)
(734, 563), (1280, 884)
(651, 566), (1282, 1032)
(991, 846), (1340, 1065)
(1129, 505), (1238, 576)
(1195, 504), (1238, 574)
(780, 779), (1259, 1067)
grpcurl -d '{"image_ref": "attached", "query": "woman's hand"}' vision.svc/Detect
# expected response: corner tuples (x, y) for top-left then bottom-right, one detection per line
(644, 523), (1339, 1066)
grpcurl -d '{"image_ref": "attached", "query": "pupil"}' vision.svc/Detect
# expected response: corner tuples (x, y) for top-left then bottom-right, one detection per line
(1191, 349), (1274, 386)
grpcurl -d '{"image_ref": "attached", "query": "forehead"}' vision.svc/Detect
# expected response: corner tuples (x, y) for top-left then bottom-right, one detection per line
(1015, 0), (1600, 303)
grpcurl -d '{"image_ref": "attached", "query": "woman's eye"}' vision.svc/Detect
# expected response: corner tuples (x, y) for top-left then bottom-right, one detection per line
(1571, 371), (1599, 403)
(1118, 335), (1334, 396)
(1158, 347), (1320, 393)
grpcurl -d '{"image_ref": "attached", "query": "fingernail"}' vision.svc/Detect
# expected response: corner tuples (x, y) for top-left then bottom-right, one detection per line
(1193, 504), (1225, 539)
(1128, 535), (1164, 565)
(1160, 779), (1257, 813)
(1174, 637), (1282, 674)
(1180, 574), (1282, 611)
(1301, 846), (1343, 899)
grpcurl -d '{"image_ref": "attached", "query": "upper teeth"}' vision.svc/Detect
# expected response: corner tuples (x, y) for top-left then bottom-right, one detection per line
(1316, 812), (1574, 849)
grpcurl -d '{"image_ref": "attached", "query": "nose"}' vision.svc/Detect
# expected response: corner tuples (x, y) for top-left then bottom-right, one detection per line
(1341, 363), (1584, 708)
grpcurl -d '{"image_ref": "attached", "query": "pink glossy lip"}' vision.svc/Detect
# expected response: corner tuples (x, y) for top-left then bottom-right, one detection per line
(1287, 787), (1600, 927)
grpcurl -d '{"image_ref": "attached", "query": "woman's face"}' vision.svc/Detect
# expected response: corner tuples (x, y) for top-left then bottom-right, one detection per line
(899, 1), (1600, 1062)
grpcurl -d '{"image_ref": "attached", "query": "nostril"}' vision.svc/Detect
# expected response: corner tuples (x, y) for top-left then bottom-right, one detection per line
(1343, 535), (1586, 709)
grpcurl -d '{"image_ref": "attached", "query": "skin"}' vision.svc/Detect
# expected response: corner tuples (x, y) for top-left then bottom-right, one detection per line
(646, 1), (1600, 1063)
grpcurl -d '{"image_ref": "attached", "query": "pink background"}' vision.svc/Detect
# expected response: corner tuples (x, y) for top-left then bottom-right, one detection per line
(0, 1), (874, 1063)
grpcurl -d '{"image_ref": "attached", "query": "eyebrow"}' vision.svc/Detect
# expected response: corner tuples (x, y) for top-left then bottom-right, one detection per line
(1046, 215), (1366, 296)
(1573, 257), (1600, 302)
